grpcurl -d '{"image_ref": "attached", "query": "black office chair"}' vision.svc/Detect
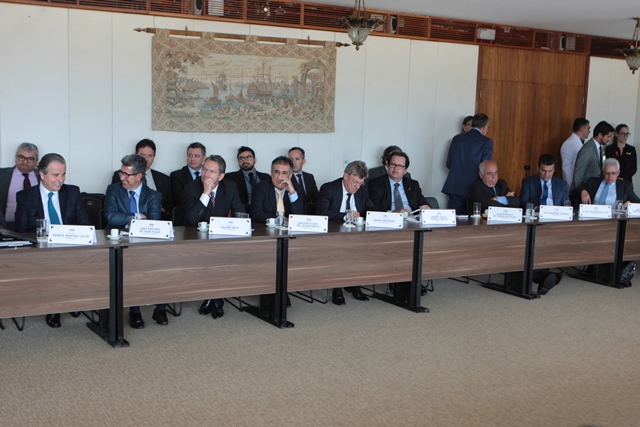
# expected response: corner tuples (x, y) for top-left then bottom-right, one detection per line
(171, 206), (186, 227)
(81, 192), (106, 205)
(82, 196), (103, 229)
(425, 197), (439, 209)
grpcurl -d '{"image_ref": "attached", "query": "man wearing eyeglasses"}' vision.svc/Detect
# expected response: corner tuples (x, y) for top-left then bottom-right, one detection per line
(0, 142), (40, 230)
(316, 160), (376, 305)
(368, 152), (432, 213)
(225, 146), (270, 210)
(105, 154), (165, 329)
(111, 139), (173, 220)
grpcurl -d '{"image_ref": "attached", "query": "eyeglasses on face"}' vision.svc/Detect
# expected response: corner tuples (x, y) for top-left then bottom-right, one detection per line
(17, 154), (36, 163)
(238, 155), (254, 161)
(118, 170), (138, 178)
(619, 132), (631, 137)
(388, 162), (406, 170)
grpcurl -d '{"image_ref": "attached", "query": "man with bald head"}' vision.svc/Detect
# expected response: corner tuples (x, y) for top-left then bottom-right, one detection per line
(469, 160), (519, 211)
(0, 143), (40, 230)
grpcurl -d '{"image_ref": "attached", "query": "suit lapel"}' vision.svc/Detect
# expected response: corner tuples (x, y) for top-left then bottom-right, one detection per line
(33, 187), (45, 219)
(58, 185), (68, 223)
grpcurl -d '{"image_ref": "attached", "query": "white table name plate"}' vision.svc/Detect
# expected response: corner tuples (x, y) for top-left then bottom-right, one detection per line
(288, 215), (329, 233)
(487, 206), (523, 223)
(129, 220), (174, 239)
(579, 204), (612, 219)
(627, 203), (640, 218)
(48, 225), (96, 245)
(209, 217), (252, 236)
(365, 211), (404, 229)
(420, 209), (457, 226)
(539, 205), (573, 221)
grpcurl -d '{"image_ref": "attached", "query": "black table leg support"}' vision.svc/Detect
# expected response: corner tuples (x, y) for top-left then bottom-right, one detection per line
(87, 246), (129, 348)
(243, 237), (294, 328)
(613, 219), (629, 288)
(374, 230), (429, 313)
(482, 224), (537, 300)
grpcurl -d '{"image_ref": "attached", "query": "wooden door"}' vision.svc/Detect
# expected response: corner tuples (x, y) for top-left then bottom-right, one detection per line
(477, 47), (587, 195)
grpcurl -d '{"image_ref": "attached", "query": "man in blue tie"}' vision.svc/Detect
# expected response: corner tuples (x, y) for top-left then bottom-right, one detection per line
(105, 154), (164, 329)
(520, 154), (569, 209)
(15, 153), (91, 327)
(578, 158), (640, 207)
(577, 158), (640, 286)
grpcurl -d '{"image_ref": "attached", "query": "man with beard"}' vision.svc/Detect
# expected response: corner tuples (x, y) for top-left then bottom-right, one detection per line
(225, 146), (270, 210)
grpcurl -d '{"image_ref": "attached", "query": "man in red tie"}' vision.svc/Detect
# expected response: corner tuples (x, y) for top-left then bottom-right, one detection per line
(0, 142), (39, 230)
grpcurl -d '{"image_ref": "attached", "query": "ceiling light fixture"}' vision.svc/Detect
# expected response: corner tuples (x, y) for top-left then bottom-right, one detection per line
(334, 0), (384, 51)
(616, 17), (640, 74)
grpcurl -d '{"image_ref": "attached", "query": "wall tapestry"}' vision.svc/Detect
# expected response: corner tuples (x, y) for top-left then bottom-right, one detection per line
(152, 29), (336, 133)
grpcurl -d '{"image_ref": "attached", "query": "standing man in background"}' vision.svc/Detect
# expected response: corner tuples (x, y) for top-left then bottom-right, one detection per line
(288, 147), (318, 207)
(573, 121), (614, 190)
(442, 113), (493, 215)
(0, 143), (39, 230)
(560, 118), (590, 190)
(170, 142), (206, 208)
(225, 146), (270, 210)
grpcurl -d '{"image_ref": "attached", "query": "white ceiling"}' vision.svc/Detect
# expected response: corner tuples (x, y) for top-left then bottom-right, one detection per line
(307, 0), (639, 40)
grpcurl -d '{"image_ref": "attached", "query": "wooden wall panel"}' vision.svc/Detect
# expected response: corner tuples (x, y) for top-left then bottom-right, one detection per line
(477, 46), (587, 195)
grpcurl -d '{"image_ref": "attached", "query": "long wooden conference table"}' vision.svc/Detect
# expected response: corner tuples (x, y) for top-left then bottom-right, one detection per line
(1, 214), (637, 348)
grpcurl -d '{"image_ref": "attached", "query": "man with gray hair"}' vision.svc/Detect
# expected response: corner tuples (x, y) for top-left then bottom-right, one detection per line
(317, 160), (376, 305)
(578, 158), (640, 207)
(577, 158), (640, 286)
(0, 142), (40, 229)
(105, 154), (164, 329)
(15, 153), (90, 327)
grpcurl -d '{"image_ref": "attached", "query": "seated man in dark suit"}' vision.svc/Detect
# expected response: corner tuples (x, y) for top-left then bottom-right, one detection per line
(111, 139), (172, 220)
(105, 154), (165, 329)
(0, 207), (6, 229)
(520, 154), (569, 209)
(184, 154), (245, 319)
(288, 147), (319, 207)
(251, 156), (304, 223)
(225, 146), (270, 211)
(368, 151), (432, 213)
(15, 153), (91, 328)
(469, 160), (519, 211)
(578, 158), (640, 286)
(170, 142), (206, 208)
(368, 151), (432, 298)
(316, 160), (376, 305)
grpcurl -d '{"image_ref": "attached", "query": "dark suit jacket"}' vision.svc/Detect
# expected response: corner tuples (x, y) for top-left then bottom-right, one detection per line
(170, 165), (199, 208)
(225, 170), (271, 207)
(250, 179), (304, 223)
(104, 183), (162, 228)
(112, 169), (173, 220)
(292, 171), (319, 206)
(15, 184), (90, 232)
(469, 179), (520, 212)
(316, 178), (376, 221)
(605, 143), (637, 183)
(0, 204), (7, 229)
(0, 166), (40, 221)
(520, 175), (568, 208)
(578, 177), (640, 204)
(368, 175), (430, 211)
(442, 129), (493, 197)
(183, 179), (245, 226)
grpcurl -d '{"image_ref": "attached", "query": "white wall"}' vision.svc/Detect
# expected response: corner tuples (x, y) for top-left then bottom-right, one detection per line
(6, 4), (638, 208)
(0, 2), (478, 208)
(586, 56), (640, 190)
